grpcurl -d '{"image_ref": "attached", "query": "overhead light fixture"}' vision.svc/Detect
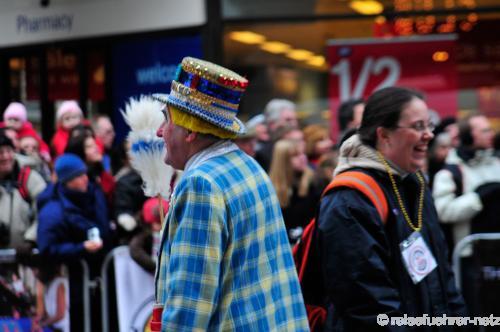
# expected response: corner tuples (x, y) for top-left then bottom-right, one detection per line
(307, 55), (326, 67)
(374, 15), (386, 24)
(432, 51), (449, 62)
(260, 41), (291, 54)
(228, 31), (266, 44)
(286, 49), (314, 61)
(9, 58), (23, 70)
(350, 0), (384, 15)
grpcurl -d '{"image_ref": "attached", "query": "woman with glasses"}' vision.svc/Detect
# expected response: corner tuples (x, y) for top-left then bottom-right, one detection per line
(315, 86), (466, 331)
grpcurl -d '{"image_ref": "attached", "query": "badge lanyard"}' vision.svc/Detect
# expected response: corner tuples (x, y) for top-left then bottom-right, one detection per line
(378, 151), (437, 284)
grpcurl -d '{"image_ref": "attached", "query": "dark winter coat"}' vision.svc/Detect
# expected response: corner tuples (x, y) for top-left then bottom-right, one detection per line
(36, 181), (111, 264)
(316, 168), (466, 331)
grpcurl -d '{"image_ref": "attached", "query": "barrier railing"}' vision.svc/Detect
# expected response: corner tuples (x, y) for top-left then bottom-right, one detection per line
(80, 258), (93, 332)
(452, 233), (500, 290)
(100, 245), (155, 332)
(100, 246), (124, 332)
(2, 246), (155, 332)
(0, 249), (92, 332)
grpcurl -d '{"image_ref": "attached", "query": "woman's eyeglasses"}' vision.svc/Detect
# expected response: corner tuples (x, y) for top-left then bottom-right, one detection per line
(395, 121), (436, 133)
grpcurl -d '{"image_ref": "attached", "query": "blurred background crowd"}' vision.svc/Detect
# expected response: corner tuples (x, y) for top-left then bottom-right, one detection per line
(1, 94), (500, 330)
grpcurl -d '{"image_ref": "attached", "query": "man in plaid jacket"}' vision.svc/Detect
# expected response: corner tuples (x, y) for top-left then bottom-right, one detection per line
(151, 57), (309, 332)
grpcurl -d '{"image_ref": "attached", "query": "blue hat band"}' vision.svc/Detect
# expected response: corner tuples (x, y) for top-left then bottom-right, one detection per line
(176, 68), (243, 105)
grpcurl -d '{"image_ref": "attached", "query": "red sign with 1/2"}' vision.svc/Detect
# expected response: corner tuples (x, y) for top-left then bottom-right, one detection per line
(328, 35), (457, 140)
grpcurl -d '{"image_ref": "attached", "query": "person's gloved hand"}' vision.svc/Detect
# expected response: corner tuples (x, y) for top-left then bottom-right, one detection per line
(117, 213), (138, 232)
(475, 182), (500, 206)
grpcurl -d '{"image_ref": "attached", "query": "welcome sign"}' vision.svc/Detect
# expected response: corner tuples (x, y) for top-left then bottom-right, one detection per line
(112, 36), (202, 142)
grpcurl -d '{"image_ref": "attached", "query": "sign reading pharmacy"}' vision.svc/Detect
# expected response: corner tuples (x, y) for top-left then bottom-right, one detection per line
(327, 35), (457, 139)
(0, 0), (205, 47)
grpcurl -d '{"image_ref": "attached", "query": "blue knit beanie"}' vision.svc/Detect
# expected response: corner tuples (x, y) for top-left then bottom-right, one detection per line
(55, 153), (87, 183)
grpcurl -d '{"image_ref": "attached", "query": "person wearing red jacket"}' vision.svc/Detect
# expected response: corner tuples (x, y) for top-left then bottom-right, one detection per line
(1, 102), (51, 162)
(50, 101), (84, 158)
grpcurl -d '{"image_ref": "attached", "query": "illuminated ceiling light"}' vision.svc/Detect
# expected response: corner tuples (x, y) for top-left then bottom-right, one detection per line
(9, 58), (23, 70)
(350, 0), (384, 15)
(375, 15), (386, 24)
(307, 55), (326, 67)
(286, 49), (314, 61)
(468, 13), (478, 22)
(432, 51), (449, 62)
(260, 41), (291, 54)
(228, 31), (266, 44)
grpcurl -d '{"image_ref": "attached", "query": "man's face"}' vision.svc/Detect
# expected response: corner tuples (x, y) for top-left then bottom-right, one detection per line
(0, 145), (15, 177)
(156, 107), (189, 170)
(65, 173), (89, 192)
(270, 108), (298, 132)
(470, 115), (494, 150)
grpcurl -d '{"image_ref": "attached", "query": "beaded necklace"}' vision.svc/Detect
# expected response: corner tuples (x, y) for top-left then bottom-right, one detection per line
(377, 151), (425, 232)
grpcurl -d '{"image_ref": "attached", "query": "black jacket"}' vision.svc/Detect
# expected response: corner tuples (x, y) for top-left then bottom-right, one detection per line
(316, 168), (466, 331)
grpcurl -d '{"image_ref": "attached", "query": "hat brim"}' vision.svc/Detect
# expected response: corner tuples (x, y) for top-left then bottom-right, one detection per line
(150, 93), (246, 135)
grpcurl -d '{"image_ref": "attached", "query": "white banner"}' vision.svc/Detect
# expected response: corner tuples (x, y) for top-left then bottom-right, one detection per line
(113, 246), (155, 332)
(0, 0), (205, 47)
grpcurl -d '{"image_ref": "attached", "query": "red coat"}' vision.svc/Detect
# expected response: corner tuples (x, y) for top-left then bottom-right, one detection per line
(0, 121), (51, 162)
(51, 126), (70, 158)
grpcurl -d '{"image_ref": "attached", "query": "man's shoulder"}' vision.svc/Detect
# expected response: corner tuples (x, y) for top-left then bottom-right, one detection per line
(193, 149), (261, 175)
(180, 151), (269, 191)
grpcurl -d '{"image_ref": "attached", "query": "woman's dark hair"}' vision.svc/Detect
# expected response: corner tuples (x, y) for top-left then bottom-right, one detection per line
(70, 123), (95, 139)
(64, 133), (87, 160)
(65, 132), (104, 180)
(358, 86), (424, 148)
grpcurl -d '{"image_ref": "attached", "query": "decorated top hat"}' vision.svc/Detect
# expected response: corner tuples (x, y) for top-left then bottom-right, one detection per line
(153, 57), (248, 136)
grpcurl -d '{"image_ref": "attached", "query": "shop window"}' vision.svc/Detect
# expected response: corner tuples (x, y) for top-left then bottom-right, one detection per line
(8, 55), (42, 133)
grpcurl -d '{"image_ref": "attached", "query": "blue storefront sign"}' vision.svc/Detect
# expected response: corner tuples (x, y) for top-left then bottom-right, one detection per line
(112, 35), (202, 142)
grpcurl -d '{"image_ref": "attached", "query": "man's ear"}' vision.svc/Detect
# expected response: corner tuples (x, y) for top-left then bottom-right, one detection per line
(185, 130), (197, 143)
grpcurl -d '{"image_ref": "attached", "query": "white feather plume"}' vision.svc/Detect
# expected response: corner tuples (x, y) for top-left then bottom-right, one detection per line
(121, 96), (176, 199)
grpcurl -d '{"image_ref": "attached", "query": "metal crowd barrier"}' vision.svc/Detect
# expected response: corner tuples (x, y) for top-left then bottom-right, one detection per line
(0, 249), (92, 332)
(100, 245), (155, 332)
(2, 246), (154, 332)
(452, 233), (500, 290)
(100, 246), (126, 332)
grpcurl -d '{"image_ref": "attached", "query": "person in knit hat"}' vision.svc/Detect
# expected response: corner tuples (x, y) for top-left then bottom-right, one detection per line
(1, 102), (51, 162)
(50, 101), (84, 157)
(150, 57), (308, 331)
(37, 152), (111, 332)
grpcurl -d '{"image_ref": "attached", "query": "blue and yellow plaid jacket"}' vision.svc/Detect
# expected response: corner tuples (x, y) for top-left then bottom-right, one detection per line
(155, 149), (309, 331)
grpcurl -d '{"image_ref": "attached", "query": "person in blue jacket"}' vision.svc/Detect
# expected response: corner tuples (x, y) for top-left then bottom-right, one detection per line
(316, 87), (466, 331)
(37, 153), (112, 332)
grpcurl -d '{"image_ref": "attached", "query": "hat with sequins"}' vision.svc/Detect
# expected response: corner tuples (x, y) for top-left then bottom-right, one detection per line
(153, 57), (248, 136)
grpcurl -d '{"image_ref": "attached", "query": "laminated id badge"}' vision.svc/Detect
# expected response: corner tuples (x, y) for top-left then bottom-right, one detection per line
(400, 232), (437, 284)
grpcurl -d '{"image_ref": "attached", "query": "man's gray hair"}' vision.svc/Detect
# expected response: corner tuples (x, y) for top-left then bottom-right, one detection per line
(264, 99), (296, 124)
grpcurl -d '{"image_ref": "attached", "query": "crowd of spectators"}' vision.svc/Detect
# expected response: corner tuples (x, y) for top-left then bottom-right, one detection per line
(1, 94), (500, 329)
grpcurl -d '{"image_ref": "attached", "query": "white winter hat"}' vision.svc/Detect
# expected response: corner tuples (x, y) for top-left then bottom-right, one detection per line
(56, 101), (82, 122)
